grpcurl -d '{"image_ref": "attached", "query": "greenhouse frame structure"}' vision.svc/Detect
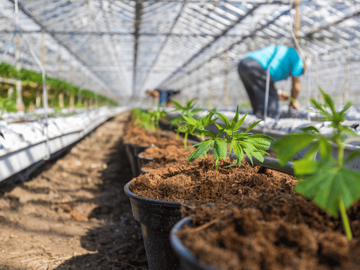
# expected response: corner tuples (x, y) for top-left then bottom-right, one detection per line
(0, 0), (359, 107)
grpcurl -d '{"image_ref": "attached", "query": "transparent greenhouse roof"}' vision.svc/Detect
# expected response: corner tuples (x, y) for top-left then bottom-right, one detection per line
(0, 0), (360, 103)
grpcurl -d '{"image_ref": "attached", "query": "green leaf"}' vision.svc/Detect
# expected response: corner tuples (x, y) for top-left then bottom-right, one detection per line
(213, 139), (227, 161)
(246, 134), (276, 142)
(339, 102), (353, 118)
(300, 126), (320, 134)
(294, 159), (319, 176)
(182, 115), (198, 125)
(273, 133), (317, 166)
(294, 165), (360, 217)
(234, 113), (248, 130)
(342, 126), (357, 136)
(251, 151), (264, 163)
(230, 106), (240, 128)
(319, 87), (336, 115)
(344, 149), (360, 164)
(188, 140), (213, 162)
(203, 130), (216, 138)
(190, 108), (202, 114)
(245, 120), (262, 133)
(214, 112), (230, 127)
(319, 137), (332, 160)
(171, 99), (184, 110)
(243, 147), (253, 166)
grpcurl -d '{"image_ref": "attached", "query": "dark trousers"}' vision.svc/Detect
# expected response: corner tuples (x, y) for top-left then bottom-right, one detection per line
(238, 58), (279, 119)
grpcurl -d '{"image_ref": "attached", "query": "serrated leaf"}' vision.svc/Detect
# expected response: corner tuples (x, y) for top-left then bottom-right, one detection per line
(203, 130), (216, 138)
(319, 137), (332, 160)
(251, 151), (264, 163)
(294, 165), (360, 217)
(245, 120), (262, 133)
(214, 112), (231, 127)
(190, 108), (202, 114)
(213, 139), (227, 161)
(273, 133), (317, 166)
(339, 102), (352, 119)
(243, 147), (253, 166)
(230, 106), (240, 128)
(188, 140), (213, 162)
(234, 113), (248, 130)
(171, 99), (183, 110)
(300, 126), (320, 134)
(182, 115), (198, 125)
(224, 159), (240, 168)
(246, 134), (276, 142)
(294, 158), (318, 176)
(344, 149), (360, 164)
(342, 126), (357, 136)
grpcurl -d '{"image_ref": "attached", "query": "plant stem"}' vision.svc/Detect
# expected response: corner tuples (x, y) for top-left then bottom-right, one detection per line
(339, 197), (353, 240)
(184, 133), (188, 149)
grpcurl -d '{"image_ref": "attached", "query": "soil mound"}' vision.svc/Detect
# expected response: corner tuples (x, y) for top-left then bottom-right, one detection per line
(131, 155), (297, 204)
(178, 196), (360, 270)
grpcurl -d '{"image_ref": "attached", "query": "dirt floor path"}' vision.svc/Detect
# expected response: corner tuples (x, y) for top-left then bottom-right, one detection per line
(0, 111), (148, 270)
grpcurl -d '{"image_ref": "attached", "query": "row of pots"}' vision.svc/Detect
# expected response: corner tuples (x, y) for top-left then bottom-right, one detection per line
(123, 137), (294, 270)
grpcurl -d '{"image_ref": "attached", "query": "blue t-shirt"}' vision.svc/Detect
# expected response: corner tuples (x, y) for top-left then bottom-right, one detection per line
(245, 45), (304, 82)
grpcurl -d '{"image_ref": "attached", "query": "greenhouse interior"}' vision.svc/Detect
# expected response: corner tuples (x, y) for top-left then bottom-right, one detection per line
(0, 0), (360, 269)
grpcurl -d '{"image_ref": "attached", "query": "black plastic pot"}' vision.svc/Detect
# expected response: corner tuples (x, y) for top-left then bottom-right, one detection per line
(134, 145), (151, 175)
(124, 181), (182, 270)
(138, 153), (154, 174)
(170, 217), (219, 270)
(125, 157), (293, 270)
(125, 143), (137, 178)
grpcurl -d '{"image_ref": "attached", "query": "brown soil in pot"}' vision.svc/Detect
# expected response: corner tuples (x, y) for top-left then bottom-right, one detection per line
(140, 144), (195, 159)
(130, 155), (297, 204)
(123, 117), (183, 147)
(178, 195), (360, 270)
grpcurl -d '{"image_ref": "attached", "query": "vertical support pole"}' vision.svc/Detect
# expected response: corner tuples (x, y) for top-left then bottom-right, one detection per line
(294, 0), (301, 44)
(224, 49), (229, 109)
(196, 67), (201, 105)
(15, 33), (24, 111)
(69, 64), (75, 108)
(58, 49), (64, 109)
(344, 47), (350, 105)
(37, 30), (45, 108)
(208, 61), (213, 108)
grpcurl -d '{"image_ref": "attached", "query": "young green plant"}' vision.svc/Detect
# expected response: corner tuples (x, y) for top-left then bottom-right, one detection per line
(187, 106), (275, 170)
(177, 108), (218, 149)
(273, 88), (360, 240)
(170, 99), (202, 140)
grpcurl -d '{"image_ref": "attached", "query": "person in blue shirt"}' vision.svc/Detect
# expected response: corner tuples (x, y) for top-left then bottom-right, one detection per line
(146, 89), (180, 107)
(238, 45), (306, 118)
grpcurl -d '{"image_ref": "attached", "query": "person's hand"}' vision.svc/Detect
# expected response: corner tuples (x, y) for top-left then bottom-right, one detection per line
(277, 89), (289, 101)
(289, 99), (300, 111)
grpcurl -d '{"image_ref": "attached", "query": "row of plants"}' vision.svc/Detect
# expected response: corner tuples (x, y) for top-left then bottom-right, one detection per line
(123, 89), (360, 270)
(0, 62), (118, 109)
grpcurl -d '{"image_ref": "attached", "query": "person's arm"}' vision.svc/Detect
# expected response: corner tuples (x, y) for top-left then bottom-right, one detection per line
(289, 76), (301, 110)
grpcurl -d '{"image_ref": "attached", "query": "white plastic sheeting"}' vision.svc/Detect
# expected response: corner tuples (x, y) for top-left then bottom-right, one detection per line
(0, 106), (127, 182)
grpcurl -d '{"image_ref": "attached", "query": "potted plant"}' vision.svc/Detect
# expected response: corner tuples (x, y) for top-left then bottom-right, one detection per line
(169, 89), (360, 270)
(125, 106), (294, 270)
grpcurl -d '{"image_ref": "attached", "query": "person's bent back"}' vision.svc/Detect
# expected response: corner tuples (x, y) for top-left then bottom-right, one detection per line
(238, 45), (305, 118)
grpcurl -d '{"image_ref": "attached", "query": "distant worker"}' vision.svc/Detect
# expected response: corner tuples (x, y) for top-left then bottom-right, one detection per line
(238, 45), (306, 118)
(146, 89), (181, 107)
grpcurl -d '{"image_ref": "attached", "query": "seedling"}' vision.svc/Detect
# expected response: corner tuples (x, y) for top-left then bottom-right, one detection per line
(187, 106), (275, 170)
(177, 108), (218, 149)
(273, 88), (360, 240)
(149, 106), (167, 135)
(170, 99), (202, 140)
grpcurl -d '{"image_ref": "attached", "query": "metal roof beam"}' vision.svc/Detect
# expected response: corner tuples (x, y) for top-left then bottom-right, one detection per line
(7, 0), (115, 95)
(139, 1), (187, 91)
(162, 7), (292, 87)
(157, 3), (260, 87)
